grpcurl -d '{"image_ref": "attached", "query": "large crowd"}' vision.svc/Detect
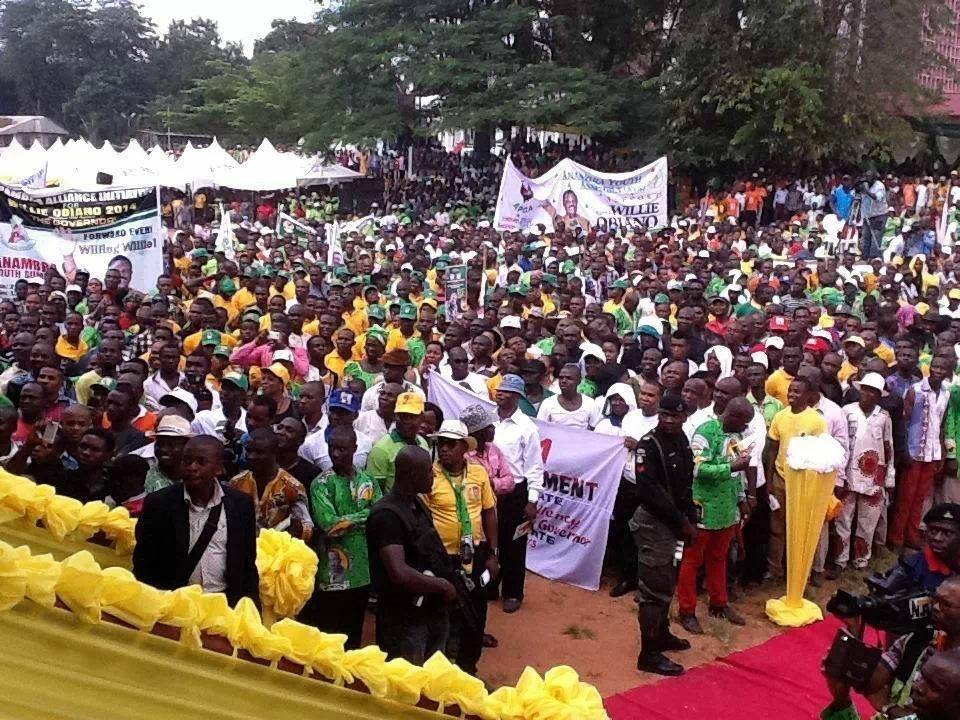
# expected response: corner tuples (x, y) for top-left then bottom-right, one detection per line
(4, 142), (960, 719)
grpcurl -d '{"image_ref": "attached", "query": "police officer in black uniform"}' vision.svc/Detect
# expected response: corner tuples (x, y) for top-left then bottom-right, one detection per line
(630, 393), (698, 676)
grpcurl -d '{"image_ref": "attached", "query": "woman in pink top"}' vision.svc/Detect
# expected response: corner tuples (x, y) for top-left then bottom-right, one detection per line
(230, 323), (309, 379)
(461, 403), (515, 495)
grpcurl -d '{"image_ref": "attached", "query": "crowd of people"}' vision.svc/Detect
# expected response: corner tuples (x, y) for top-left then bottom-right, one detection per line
(4, 145), (960, 717)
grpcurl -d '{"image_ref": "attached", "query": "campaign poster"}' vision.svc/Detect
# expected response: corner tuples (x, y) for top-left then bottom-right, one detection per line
(0, 184), (163, 296)
(444, 264), (468, 321)
(493, 156), (669, 235)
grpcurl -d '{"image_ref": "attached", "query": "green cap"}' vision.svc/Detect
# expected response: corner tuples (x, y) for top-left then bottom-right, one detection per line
(328, 279), (344, 288)
(242, 308), (264, 321)
(192, 249), (209, 259)
(219, 278), (237, 295)
(435, 261), (448, 270)
(367, 304), (386, 321)
(201, 329), (221, 346)
(221, 371), (249, 390)
(242, 267), (259, 279)
(348, 275), (363, 285)
(213, 344), (232, 358)
(363, 285), (379, 296)
(542, 273), (558, 286)
(610, 279), (629, 290)
(278, 271), (292, 280)
(92, 376), (117, 394)
(398, 303), (418, 320)
(410, 271), (425, 282)
(508, 284), (525, 296)
(422, 289), (437, 299)
(654, 293), (670, 304)
(333, 266), (350, 278)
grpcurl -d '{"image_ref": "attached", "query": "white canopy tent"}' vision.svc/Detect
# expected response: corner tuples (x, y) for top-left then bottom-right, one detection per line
(297, 158), (365, 185)
(0, 136), (361, 191)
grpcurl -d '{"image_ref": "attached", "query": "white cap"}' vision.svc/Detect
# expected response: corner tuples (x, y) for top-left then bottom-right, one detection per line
(763, 336), (785, 350)
(500, 315), (522, 329)
(750, 351), (769, 369)
(273, 348), (294, 362)
(147, 415), (195, 438)
(66, 284), (83, 294)
(667, 279), (683, 291)
(706, 225), (717, 234)
(159, 388), (198, 414)
(854, 372), (889, 397)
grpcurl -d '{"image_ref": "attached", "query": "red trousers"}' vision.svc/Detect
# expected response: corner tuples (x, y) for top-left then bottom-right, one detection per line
(889, 461), (938, 549)
(677, 525), (737, 615)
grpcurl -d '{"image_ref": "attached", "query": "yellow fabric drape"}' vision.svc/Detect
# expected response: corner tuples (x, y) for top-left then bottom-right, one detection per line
(0, 540), (608, 720)
(766, 467), (837, 627)
(0, 467), (316, 622)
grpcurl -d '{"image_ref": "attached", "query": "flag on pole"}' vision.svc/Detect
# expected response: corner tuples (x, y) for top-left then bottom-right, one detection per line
(326, 221), (344, 267)
(276, 212), (317, 244)
(215, 203), (235, 261)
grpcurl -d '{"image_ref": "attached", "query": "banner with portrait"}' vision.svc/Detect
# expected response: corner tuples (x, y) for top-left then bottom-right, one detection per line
(492, 156), (668, 235)
(0, 184), (163, 296)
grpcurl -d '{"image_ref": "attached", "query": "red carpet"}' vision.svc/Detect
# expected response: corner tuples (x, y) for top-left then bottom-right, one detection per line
(605, 617), (875, 719)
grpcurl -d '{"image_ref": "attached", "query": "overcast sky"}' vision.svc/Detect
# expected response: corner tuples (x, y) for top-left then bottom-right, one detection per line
(138, 0), (319, 55)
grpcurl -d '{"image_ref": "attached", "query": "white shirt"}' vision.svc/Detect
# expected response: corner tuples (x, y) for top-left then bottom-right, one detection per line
(536, 394), (600, 429)
(360, 379), (424, 412)
(440, 367), (489, 397)
(144, 371), (185, 408)
(185, 482), (228, 594)
(494, 408), (544, 502)
(355, 408), (391, 440)
(192, 407), (248, 442)
(300, 425), (374, 471)
(683, 404), (715, 442)
(817, 396), (849, 485)
(598, 410), (658, 483)
(843, 403), (894, 494)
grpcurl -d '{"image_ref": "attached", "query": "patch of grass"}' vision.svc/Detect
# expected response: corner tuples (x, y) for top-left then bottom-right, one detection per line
(561, 624), (597, 641)
(704, 616), (735, 644)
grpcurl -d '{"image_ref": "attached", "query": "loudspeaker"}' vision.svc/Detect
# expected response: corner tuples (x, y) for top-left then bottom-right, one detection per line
(96, 172), (113, 185)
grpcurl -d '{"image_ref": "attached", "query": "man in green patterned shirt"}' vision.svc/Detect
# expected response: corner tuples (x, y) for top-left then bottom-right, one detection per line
(676, 397), (754, 635)
(301, 425), (382, 649)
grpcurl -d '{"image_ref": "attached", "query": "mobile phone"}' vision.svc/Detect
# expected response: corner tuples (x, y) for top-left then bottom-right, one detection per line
(479, 569), (492, 587)
(43, 421), (59, 444)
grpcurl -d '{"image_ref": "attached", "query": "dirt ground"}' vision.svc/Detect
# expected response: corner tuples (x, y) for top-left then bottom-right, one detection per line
(476, 567), (877, 698)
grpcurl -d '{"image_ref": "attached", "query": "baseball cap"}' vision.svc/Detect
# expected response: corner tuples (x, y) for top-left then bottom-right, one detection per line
(367, 304), (386, 321)
(221, 371), (249, 391)
(219, 278), (237, 296)
(66, 284), (82, 294)
(398, 304), (418, 320)
(92, 376), (118, 394)
(659, 393), (687, 414)
(147, 415), (195, 439)
(395, 391), (425, 415)
(429, 419), (477, 451)
(843, 335), (866, 348)
(262, 362), (291, 387)
(213, 345), (231, 358)
(159, 388), (198, 414)
(201, 329), (220, 346)
(498, 374), (525, 396)
(763, 336), (785, 350)
(329, 388), (361, 414)
(500, 315), (522, 330)
(924, 503), (960, 526)
(768, 316), (790, 333)
(750, 351), (769, 369)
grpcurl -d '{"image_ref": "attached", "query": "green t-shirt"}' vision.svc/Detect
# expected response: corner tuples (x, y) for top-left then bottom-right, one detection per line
(310, 469), (382, 591)
(365, 431), (430, 492)
(690, 418), (745, 530)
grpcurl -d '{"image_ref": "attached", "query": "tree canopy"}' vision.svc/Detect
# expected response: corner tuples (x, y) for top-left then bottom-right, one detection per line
(0, 0), (952, 167)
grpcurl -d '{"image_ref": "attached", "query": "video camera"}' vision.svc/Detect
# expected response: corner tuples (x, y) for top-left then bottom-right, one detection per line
(823, 562), (935, 691)
(827, 571), (933, 637)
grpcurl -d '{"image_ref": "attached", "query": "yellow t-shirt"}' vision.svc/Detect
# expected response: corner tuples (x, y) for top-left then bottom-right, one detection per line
(269, 281), (296, 301)
(386, 327), (418, 353)
(837, 360), (859, 385)
(873, 343), (895, 367)
(55, 336), (89, 362)
(183, 330), (239, 357)
(764, 369), (794, 406)
(424, 461), (496, 554)
(768, 407), (828, 478)
(232, 287), (257, 315)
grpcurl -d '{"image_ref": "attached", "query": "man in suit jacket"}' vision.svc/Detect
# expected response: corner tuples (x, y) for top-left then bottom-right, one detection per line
(133, 435), (259, 607)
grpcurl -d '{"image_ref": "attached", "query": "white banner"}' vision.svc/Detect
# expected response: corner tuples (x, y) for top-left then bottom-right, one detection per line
(428, 373), (626, 591)
(493, 156), (669, 235)
(0, 184), (163, 296)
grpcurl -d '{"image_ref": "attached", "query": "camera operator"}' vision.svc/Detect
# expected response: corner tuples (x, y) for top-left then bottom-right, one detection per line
(823, 575), (960, 719)
(896, 504), (960, 595)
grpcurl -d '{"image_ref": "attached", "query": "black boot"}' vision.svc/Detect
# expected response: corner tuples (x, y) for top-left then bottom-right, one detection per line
(661, 632), (692, 652)
(637, 652), (685, 676)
